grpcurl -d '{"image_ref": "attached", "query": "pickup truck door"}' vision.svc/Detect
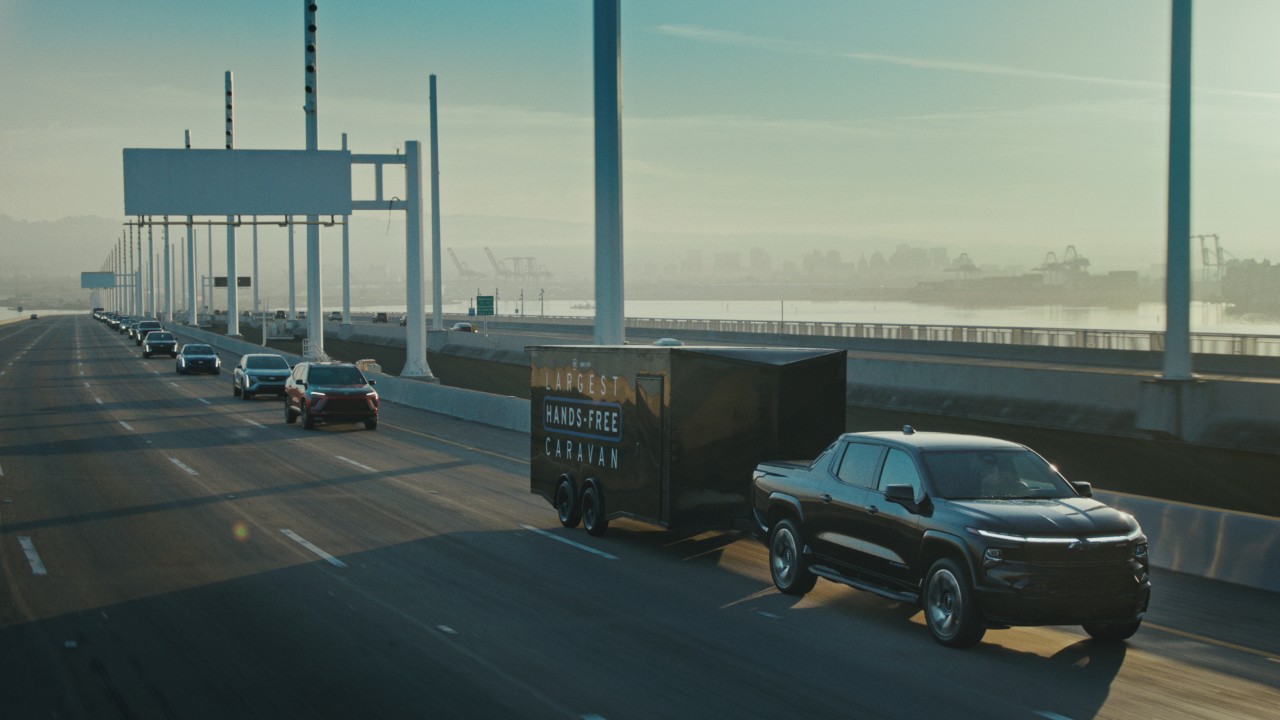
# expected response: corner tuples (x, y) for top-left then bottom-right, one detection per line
(806, 441), (885, 572)
(855, 448), (926, 589)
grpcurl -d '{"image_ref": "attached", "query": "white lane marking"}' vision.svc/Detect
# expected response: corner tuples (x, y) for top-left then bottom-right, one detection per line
(83, 381), (91, 388)
(118, 421), (134, 432)
(280, 529), (347, 568)
(336, 455), (376, 473)
(94, 397), (103, 405)
(0, 463), (4, 476)
(169, 382), (180, 388)
(1036, 712), (1075, 720)
(243, 418), (266, 429)
(519, 525), (617, 560)
(438, 625), (458, 635)
(18, 537), (48, 576)
(197, 398), (211, 405)
(169, 458), (198, 476)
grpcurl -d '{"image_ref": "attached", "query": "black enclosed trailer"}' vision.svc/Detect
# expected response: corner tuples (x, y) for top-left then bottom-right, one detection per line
(529, 345), (846, 536)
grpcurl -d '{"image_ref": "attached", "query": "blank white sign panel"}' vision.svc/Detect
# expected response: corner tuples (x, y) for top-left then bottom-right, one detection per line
(123, 149), (352, 216)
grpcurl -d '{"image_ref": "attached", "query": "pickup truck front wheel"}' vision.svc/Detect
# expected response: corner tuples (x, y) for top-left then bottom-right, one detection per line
(769, 519), (816, 595)
(924, 558), (986, 648)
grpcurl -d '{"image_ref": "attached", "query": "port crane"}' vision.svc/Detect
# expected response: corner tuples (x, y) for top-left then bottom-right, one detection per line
(1037, 245), (1090, 274)
(1193, 234), (1232, 281)
(484, 247), (553, 281)
(448, 248), (485, 279)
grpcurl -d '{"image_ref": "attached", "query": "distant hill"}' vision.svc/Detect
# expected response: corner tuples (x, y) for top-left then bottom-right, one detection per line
(0, 214), (123, 278)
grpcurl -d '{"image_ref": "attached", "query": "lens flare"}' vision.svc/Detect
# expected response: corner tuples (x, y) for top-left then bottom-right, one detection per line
(232, 522), (250, 542)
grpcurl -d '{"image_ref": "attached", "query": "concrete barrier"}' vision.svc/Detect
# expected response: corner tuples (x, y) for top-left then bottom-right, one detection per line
(172, 324), (1279, 594)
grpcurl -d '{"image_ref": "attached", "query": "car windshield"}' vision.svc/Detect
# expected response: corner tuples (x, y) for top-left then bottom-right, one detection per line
(922, 449), (1074, 500)
(184, 345), (214, 355)
(246, 355), (289, 369)
(308, 365), (365, 385)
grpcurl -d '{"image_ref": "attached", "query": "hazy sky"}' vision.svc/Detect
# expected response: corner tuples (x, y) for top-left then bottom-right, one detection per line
(1, 0), (1277, 272)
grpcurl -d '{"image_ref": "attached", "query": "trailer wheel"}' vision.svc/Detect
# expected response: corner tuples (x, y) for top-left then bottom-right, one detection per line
(555, 478), (581, 528)
(581, 482), (609, 537)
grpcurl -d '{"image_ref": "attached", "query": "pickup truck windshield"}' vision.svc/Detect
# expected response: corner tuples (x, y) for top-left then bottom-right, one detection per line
(921, 449), (1074, 500)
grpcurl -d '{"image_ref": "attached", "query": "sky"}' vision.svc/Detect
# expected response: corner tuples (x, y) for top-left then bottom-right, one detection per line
(1, 0), (1278, 276)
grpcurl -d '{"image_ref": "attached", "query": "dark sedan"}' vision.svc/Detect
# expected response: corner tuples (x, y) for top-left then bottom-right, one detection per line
(141, 331), (178, 358)
(176, 344), (221, 375)
(753, 428), (1150, 648)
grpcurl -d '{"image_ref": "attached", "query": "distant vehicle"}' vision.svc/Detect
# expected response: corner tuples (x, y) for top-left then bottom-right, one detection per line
(284, 361), (379, 430)
(274, 310), (287, 319)
(29, 313), (38, 320)
(121, 319), (139, 336)
(651, 337), (682, 346)
(176, 344), (221, 375)
(141, 331), (178, 359)
(450, 322), (474, 332)
(233, 353), (292, 400)
(398, 315), (407, 326)
(297, 311), (307, 320)
(92, 307), (104, 318)
(134, 320), (163, 345)
(328, 311), (342, 322)
(372, 312), (389, 324)
(752, 428), (1151, 648)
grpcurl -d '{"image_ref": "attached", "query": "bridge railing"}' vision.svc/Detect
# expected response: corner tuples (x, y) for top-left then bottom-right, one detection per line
(614, 316), (1280, 356)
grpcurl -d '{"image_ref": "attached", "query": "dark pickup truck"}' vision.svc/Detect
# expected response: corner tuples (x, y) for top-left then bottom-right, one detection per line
(752, 427), (1151, 648)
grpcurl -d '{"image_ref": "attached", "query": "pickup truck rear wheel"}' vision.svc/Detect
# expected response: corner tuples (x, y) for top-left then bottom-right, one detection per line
(924, 558), (986, 648)
(769, 519), (816, 595)
(581, 483), (609, 536)
(555, 479), (581, 528)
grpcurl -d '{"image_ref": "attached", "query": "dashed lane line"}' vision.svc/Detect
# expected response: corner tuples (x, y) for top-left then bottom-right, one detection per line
(18, 536), (48, 576)
(169, 458), (198, 476)
(118, 421), (134, 432)
(243, 418), (266, 429)
(519, 524), (617, 560)
(336, 455), (377, 473)
(280, 529), (347, 568)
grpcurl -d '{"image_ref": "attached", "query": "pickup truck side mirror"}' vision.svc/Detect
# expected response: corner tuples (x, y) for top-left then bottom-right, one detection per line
(1071, 481), (1093, 498)
(368, 380), (377, 386)
(884, 484), (916, 504)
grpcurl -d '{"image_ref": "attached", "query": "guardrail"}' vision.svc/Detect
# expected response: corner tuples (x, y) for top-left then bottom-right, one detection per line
(566, 316), (1280, 356)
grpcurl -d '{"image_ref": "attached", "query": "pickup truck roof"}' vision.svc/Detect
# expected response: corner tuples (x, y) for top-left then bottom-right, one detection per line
(844, 430), (1027, 452)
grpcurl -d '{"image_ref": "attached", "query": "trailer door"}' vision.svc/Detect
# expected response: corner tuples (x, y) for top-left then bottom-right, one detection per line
(635, 375), (666, 523)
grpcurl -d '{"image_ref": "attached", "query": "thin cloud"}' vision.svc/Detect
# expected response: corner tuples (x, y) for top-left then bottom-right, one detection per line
(656, 23), (1280, 102)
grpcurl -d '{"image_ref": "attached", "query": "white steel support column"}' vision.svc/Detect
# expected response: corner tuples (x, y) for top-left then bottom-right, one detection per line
(135, 224), (143, 318)
(186, 219), (197, 325)
(288, 219), (296, 320)
(429, 75), (444, 331)
(593, 0), (625, 345)
(402, 140), (434, 378)
(303, 1), (323, 358)
(184, 130), (196, 324)
(163, 219), (172, 322)
(341, 133), (351, 325)
(225, 70), (240, 336)
(206, 224), (213, 316)
(252, 217), (260, 316)
(147, 225), (155, 317)
(1163, 0), (1193, 381)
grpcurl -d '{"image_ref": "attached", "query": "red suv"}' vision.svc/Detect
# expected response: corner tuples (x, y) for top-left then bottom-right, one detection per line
(284, 362), (379, 430)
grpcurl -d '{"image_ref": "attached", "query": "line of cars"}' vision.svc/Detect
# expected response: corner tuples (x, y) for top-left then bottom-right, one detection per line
(93, 310), (379, 431)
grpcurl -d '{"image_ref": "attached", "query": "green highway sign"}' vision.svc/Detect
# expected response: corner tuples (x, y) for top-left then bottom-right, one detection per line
(476, 295), (495, 316)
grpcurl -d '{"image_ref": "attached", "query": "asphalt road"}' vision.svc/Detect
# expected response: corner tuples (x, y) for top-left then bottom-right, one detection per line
(1, 315), (1277, 719)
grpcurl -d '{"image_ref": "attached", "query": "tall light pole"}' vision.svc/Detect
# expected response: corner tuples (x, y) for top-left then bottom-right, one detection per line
(593, 0), (624, 345)
(225, 70), (240, 336)
(303, 0), (324, 358)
